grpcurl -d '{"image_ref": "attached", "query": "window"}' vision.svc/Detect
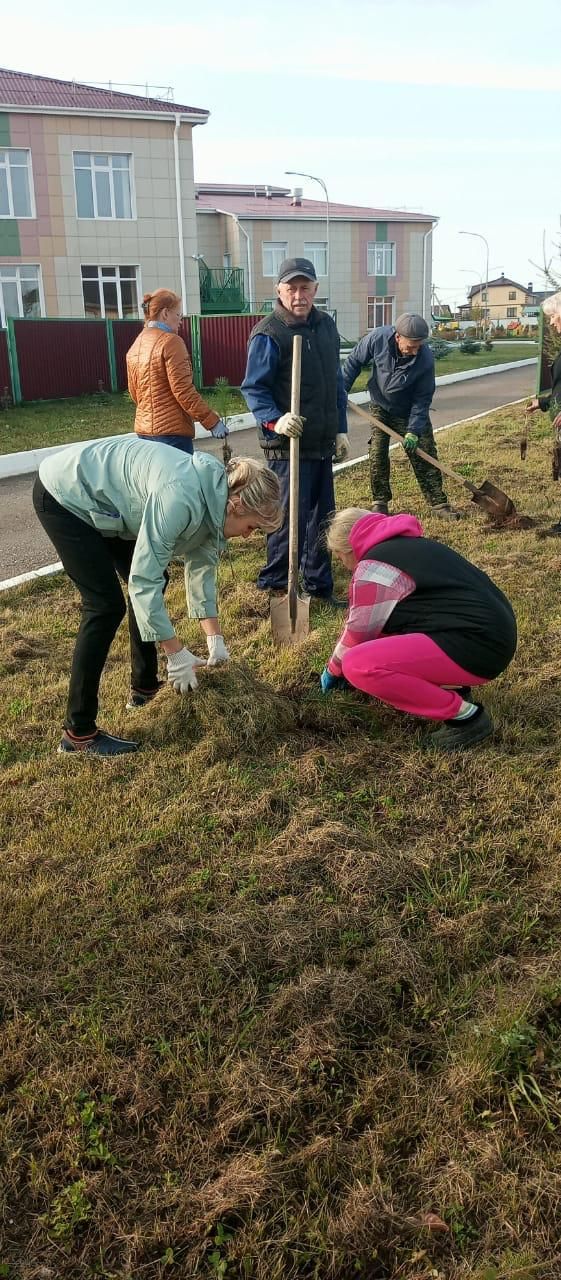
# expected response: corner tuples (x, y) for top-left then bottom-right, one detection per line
(74, 153), (133, 219)
(508, 290), (516, 300)
(0, 149), (34, 218)
(481, 291), (488, 301)
(262, 242), (288, 278)
(304, 242), (327, 276)
(367, 241), (396, 276)
(81, 265), (140, 319)
(314, 297), (329, 310)
(0, 265), (42, 325)
(367, 295), (395, 328)
(506, 306), (517, 319)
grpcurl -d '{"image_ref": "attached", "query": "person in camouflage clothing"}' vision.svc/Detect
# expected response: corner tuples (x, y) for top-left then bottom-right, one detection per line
(342, 313), (460, 520)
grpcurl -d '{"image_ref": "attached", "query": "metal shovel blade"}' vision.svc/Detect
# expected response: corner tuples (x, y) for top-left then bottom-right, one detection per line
(470, 479), (515, 518)
(270, 587), (311, 647)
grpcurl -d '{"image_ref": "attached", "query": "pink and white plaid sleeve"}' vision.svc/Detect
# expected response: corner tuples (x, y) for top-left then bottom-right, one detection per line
(327, 559), (415, 676)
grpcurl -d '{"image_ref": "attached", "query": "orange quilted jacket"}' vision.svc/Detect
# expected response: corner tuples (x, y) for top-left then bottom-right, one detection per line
(126, 326), (219, 438)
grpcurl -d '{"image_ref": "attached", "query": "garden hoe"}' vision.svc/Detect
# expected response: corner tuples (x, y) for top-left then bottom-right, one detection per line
(349, 402), (516, 520)
(270, 334), (310, 646)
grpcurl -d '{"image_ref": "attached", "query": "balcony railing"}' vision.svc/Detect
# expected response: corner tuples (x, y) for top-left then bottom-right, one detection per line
(198, 265), (247, 314)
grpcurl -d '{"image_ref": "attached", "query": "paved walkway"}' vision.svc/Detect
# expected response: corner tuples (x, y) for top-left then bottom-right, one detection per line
(0, 364), (535, 581)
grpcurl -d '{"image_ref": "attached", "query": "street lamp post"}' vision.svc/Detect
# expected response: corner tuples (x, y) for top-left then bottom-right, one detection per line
(285, 170), (330, 310)
(459, 230), (490, 336)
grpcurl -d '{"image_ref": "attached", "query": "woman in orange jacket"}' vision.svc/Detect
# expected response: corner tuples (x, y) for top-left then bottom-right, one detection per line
(126, 288), (228, 454)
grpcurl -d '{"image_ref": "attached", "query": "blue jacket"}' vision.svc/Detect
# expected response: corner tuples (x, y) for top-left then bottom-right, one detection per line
(241, 334), (348, 436)
(342, 325), (435, 437)
(39, 437), (228, 642)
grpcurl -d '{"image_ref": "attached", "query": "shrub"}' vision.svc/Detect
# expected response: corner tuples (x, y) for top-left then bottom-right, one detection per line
(428, 338), (450, 360)
(460, 338), (482, 354)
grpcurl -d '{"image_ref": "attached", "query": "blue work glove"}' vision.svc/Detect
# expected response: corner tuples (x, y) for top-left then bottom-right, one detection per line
(211, 419), (229, 439)
(403, 431), (419, 455)
(320, 667), (350, 694)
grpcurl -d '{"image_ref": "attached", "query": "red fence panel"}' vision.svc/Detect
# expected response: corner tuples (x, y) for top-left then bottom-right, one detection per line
(13, 320), (111, 401)
(112, 320), (143, 391)
(199, 314), (261, 387)
(0, 329), (12, 400)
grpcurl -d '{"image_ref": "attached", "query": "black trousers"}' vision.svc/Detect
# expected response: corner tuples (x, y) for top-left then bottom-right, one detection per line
(33, 478), (162, 735)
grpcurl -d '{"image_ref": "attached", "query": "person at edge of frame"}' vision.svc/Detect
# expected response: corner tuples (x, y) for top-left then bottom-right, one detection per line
(241, 257), (349, 608)
(341, 311), (460, 519)
(527, 290), (561, 534)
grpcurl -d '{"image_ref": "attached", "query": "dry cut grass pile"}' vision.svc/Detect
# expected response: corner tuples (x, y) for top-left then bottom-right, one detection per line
(2, 405), (561, 1279)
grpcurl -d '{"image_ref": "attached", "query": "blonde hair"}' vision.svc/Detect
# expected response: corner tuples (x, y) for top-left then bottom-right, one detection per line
(542, 291), (561, 322)
(326, 507), (371, 557)
(142, 289), (181, 321)
(226, 457), (284, 532)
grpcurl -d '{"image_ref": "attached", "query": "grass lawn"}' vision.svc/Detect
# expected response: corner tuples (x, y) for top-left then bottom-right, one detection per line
(2, 405), (561, 1278)
(0, 346), (537, 456)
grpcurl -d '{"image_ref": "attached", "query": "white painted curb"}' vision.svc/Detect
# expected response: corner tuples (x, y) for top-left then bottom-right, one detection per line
(0, 361), (536, 482)
(0, 396), (528, 595)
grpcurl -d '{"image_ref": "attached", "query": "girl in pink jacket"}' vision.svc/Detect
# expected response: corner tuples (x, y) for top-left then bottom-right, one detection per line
(321, 508), (517, 752)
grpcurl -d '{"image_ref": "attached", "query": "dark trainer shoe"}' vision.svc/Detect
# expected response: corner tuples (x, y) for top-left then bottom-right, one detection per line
(126, 681), (164, 710)
(371, 501), (389, 515)
(58, 729), (140, 756)
(427, 706), (494, 753)
(431, 502), (462, 521)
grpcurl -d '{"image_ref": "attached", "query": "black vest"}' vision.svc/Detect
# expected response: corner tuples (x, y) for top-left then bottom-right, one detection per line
(250, 304), (340, 459)
(365, 536), (517, 678)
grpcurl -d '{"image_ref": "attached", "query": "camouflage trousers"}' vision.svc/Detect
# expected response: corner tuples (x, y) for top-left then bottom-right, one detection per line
(368, 406), (448, 508)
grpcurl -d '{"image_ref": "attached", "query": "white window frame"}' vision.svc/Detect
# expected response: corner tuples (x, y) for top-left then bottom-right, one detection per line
(303, 242), (327, 277)
(0, 148), (35, 219)
(73, 152), (135, 221)
(0, 264), (44, 326)
(262, 241), (288, 278)
(80, 265), (142, 320)
(506, 306), (517, 319)
(367, 241), (396, 277)
(367, 295), (395, 329)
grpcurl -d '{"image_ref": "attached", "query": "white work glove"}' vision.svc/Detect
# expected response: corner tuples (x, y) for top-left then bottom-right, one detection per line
(166, 646), (206, 693)
(210, 419), (228, 439)
(334, 434), (350, 462)
(206, 634), (230, 666)
(274, 412), (305, 438)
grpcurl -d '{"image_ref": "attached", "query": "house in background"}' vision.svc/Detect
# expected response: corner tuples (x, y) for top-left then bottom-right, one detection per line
(464, 274), (555, 325)
(195, 183), (437, 340)
(0, 66), (209, 326)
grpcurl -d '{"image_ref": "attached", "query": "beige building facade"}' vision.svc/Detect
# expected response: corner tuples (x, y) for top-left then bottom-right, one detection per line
(0, 68), (209, 325)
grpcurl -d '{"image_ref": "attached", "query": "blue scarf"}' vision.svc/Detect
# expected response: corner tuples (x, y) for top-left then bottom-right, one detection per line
(147, 321), (174, 333)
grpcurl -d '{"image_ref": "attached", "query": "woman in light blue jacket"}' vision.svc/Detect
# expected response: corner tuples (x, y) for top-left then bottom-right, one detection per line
(33, 437), (282, 756)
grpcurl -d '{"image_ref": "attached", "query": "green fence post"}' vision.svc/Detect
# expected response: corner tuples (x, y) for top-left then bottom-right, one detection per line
(6, 317), (22, 405)
(105, 319), (118, 393)
(190, 314), (203, 389)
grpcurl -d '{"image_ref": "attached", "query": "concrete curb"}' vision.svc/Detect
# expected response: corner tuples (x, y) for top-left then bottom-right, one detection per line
(0, 360), (536, 481)
(0, 396), (528, 595)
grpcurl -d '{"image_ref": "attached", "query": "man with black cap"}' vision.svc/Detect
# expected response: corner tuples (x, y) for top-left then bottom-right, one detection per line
(342, 313), (459, 519)
(241, 257), (349, 604)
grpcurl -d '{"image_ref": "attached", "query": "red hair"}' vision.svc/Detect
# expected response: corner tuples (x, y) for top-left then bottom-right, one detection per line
(142, 289), (181, 322)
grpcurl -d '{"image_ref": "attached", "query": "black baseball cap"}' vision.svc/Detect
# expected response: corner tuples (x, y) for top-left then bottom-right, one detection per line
(277, 257), (317, 284)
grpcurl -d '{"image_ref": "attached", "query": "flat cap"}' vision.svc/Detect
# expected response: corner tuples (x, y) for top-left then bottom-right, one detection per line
(395, 313), (429, 340)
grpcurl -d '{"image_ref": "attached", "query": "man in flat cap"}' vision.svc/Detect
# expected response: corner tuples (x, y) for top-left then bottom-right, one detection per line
(342, 313), (459, 519)
(241, 258), (349, 605)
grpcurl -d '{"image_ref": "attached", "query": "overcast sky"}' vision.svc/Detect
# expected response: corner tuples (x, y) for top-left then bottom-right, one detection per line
(4, 0), (560, 309)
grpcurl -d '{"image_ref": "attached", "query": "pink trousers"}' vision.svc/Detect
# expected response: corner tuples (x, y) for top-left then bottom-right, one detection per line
(341, 633), (488, 720)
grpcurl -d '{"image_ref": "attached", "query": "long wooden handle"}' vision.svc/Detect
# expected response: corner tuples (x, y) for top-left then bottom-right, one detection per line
(349, 401), (481, 496)
(288, 335), (302, 629)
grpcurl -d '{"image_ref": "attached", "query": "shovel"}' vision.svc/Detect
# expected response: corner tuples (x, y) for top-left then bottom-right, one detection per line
(270, 334), (311, 646)
(349, 402), (516, 519)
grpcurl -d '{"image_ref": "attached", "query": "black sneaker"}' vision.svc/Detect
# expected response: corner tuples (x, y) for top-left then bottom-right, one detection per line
(58, 729), (140, 756)
(126, 681), (164, 710)
(431, 502), (462, 521)
(427, 705), (493, 753)
(371, 501), (389, 515)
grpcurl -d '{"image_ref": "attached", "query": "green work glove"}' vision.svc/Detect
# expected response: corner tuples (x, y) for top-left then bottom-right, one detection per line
(403, 431), (419, 456)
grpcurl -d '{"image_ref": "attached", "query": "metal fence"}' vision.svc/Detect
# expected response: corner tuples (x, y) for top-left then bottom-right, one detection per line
(0, 312), (259, 405)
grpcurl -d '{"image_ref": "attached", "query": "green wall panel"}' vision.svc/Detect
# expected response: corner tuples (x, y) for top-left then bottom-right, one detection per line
(375, 222), (388, 242)
(0, 113), (11, 146)
(375, 276), (388, 296)
(0, 220), (21, 255)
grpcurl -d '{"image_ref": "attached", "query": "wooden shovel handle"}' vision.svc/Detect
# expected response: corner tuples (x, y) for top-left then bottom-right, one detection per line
(349, 401), (480, 497)
(288, 336), (302, 627)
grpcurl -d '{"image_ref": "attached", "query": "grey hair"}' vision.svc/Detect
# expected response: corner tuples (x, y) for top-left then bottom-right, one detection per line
(226, 456), (284, 532)
(326, 507), (372, 556)
(542, 291), (561, 321)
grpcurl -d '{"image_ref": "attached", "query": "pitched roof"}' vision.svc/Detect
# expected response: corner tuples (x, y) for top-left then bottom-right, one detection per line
(468, 275), (530, 298)
(195, 184), (434, 223)
(0, 67), (208, 121)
